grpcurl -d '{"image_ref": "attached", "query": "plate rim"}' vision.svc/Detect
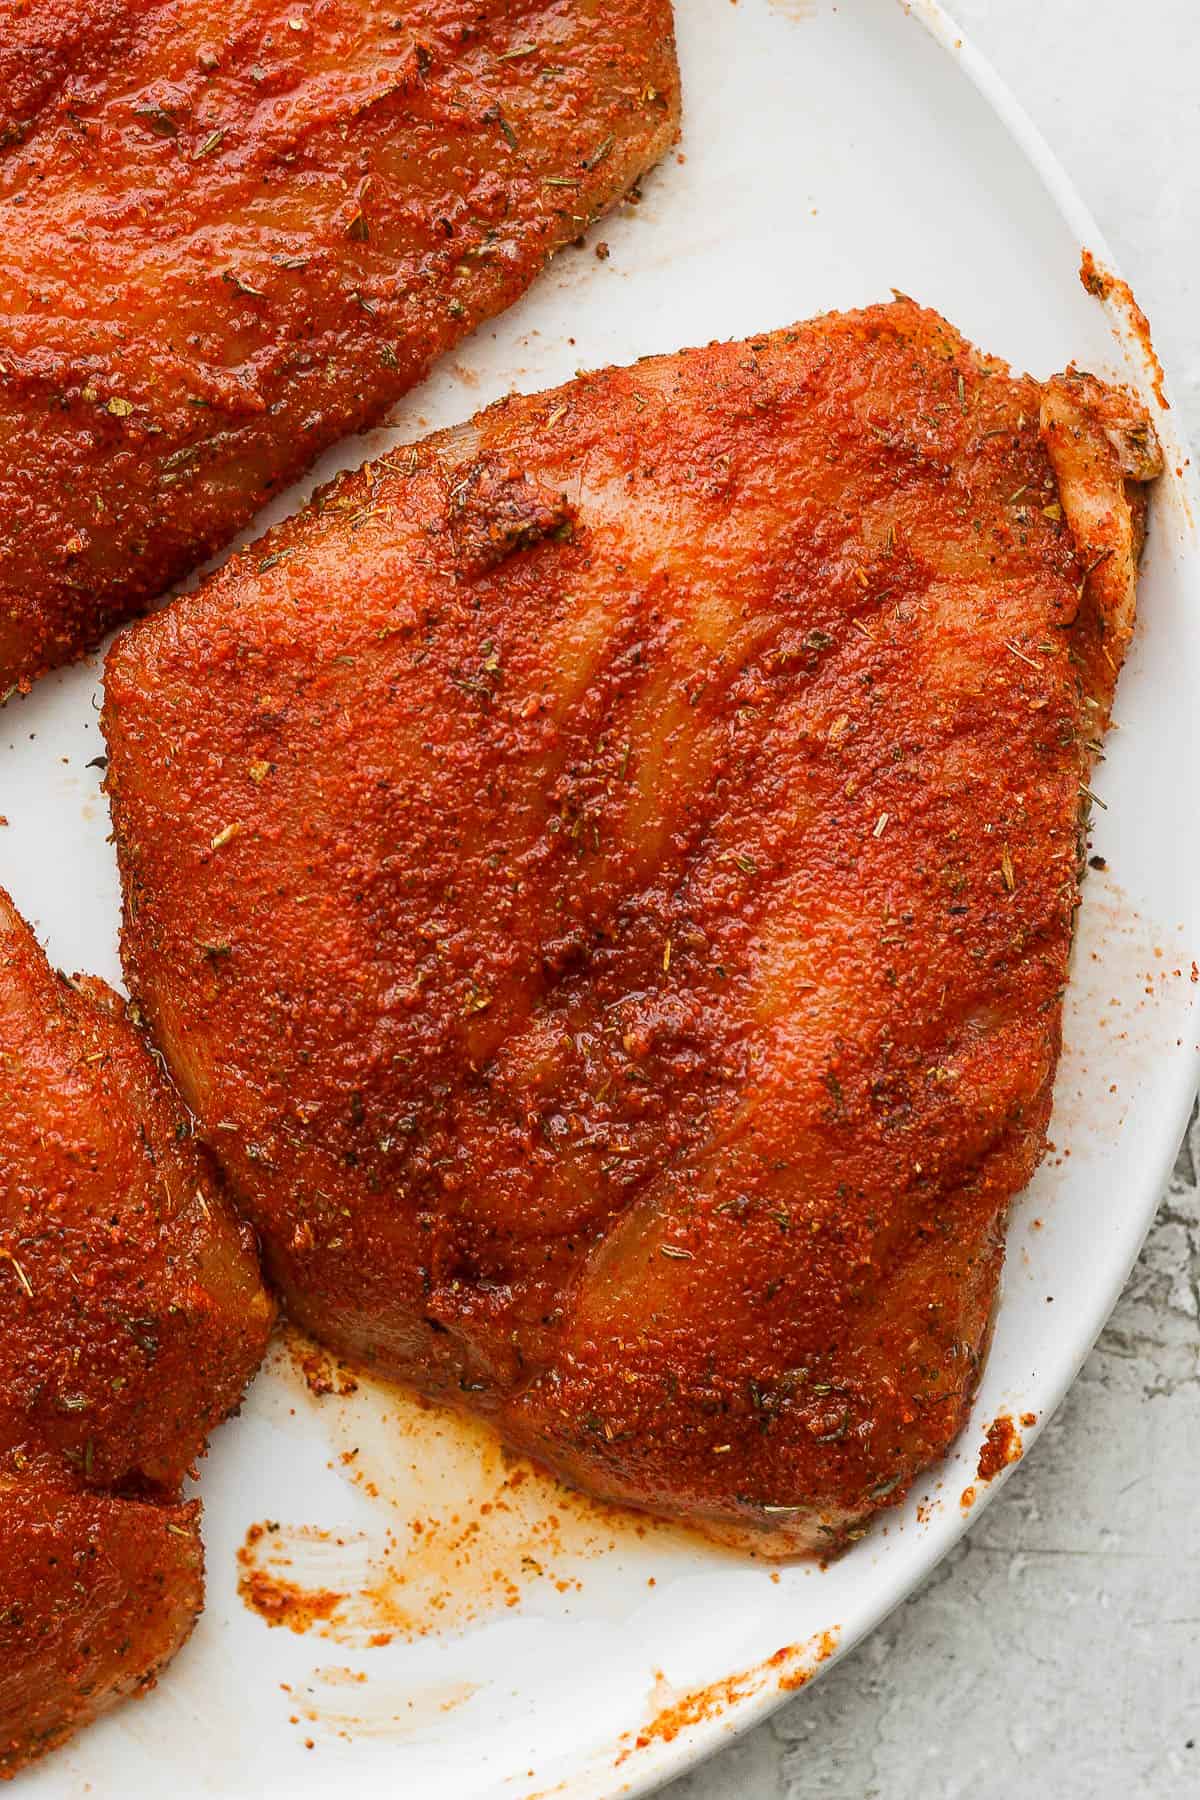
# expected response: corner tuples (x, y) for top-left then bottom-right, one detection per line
(607, 4), (1200, 1795)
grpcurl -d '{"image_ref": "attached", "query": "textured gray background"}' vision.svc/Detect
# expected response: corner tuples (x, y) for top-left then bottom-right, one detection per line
(662, 3), (1200, 1795)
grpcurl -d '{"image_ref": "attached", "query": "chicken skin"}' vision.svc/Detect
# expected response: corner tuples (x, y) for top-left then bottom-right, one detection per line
(0, 890), (273, 1775)
(0, 0), (679, 693)
(103, 301), (1161, 1555)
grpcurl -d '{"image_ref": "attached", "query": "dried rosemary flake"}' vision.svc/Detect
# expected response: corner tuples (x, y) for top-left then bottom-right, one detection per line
(0, 1250), (33, 1299)
(1077, 546), (1115, 598)
(134, 104), (178, 138)
(195, 127), (226, 158)
(659, 1244), (693, 1261)
(346, 210), (370, 242)
(224, 270), (267, 298)
(585, 135), (614, 169)
(257, 548), (297, 573)
(496, 42), (537, 60)
(1000, 845), (1016, 892)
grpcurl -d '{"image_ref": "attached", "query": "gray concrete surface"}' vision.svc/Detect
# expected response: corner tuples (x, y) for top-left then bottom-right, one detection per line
(663, 3), (1200, 1794)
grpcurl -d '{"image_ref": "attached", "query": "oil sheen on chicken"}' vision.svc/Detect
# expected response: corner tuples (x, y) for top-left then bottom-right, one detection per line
(0, 0), (679, 691)
(0, 890), (273, 1775)
(103, 300), (1161, 1555)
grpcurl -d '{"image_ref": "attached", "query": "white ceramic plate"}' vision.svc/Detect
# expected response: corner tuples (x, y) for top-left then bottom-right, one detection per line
(6, 2), (1199, 1795)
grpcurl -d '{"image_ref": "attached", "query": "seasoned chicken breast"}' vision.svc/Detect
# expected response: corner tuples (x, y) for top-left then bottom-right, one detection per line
(103, 300), (1161, 1555)
(0, 890), (273, 1774)
(0, 0), (679, 692)
(0, 1484), (203, 1779)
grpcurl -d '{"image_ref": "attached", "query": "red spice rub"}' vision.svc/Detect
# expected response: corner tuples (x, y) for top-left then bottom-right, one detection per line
(105, 299), (1160, 1556)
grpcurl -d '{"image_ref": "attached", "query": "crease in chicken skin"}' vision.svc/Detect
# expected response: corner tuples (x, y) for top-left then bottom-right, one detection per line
(0, 889), (274, 1777)
(103, 299), (1162, 1557)
(0, 0), (680, 692)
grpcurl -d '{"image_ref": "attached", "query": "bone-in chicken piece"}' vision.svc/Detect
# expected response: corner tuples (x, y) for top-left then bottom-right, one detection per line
(103, 300), (1161, 1555)
(0, 890), (273, 1775)
(0, 0), (679, 692)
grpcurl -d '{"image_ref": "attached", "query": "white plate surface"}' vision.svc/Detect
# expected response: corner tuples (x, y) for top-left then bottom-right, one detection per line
(5, 1), (1199, 1795)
